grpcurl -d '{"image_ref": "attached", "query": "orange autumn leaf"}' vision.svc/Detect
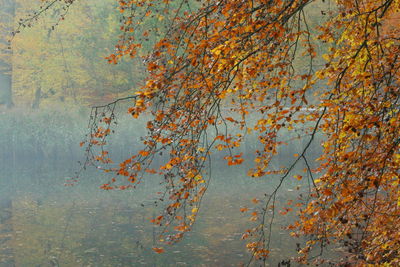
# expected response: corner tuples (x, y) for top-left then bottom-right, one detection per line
(152, 247), (165, 254)
(139, 150), (150, 157)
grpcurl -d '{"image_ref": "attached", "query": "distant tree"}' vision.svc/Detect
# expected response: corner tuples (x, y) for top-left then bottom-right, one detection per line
(22, 0), (400, 265)
(0, 0), (15, 108)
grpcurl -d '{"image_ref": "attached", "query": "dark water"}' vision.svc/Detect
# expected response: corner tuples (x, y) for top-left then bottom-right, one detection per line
(0, 157), (310, 267)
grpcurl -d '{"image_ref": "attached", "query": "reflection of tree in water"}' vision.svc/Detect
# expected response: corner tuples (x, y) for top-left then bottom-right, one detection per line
(0, 184), (316, 266)
(0, 198), (15, 266)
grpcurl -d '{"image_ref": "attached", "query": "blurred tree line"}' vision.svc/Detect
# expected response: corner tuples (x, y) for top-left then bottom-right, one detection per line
(0, 0), (330, 110)
(0, 0), (160, 109)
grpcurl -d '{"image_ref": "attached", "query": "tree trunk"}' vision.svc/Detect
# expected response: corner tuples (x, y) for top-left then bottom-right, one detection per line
(31, 86), (41, 109)
(0, 64), (13, 108)
(0, 0), (16, 108)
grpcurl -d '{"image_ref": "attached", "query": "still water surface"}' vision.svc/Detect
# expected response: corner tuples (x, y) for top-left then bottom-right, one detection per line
(0, 159), (304, 266)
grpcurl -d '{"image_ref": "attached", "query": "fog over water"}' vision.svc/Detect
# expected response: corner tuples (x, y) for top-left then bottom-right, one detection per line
(0, 109), (328, 266)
